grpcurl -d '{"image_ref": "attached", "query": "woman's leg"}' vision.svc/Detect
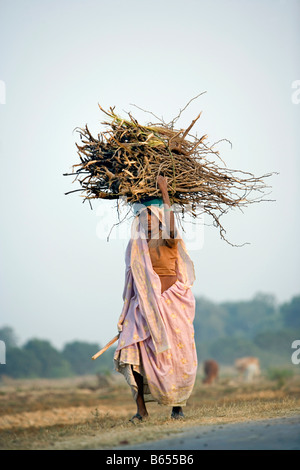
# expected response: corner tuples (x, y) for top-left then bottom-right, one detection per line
(132, 367), (148, 417)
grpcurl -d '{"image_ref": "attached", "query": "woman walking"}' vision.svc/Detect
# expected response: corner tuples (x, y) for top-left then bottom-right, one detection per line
(114, 175), (197, 422)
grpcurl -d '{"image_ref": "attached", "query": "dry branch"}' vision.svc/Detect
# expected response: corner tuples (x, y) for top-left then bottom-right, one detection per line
(64, 98), (276, 245)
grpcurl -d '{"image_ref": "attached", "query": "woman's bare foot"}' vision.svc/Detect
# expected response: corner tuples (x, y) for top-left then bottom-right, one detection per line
(129, 403), (148, 424)
(129, 413), (145, 423)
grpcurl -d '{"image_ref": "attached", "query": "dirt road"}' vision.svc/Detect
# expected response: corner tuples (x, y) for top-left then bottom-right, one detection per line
(113, 415), (300, 450)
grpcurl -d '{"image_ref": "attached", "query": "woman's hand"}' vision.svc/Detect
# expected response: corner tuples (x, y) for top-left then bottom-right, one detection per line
(156, 174), (176, 238)
(157, 175), (168, 191)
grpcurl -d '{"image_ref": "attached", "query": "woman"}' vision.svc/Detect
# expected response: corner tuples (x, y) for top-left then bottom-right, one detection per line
(114, 175), (197, 422)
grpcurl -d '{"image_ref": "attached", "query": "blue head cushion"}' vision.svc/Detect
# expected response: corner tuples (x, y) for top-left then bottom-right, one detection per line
(132, 197), (164, 215)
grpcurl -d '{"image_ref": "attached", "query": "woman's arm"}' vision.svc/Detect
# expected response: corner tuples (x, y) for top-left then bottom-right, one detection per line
(157, 175), (176, 239)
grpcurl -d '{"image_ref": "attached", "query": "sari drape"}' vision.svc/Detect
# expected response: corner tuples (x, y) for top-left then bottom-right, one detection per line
(114, 207), (197, 406)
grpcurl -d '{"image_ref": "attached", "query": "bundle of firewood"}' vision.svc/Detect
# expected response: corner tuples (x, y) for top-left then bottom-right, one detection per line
(64, 100), (274, 243)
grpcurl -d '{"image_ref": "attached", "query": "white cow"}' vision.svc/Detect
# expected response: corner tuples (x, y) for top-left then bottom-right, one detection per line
(234, 356), (260, 382)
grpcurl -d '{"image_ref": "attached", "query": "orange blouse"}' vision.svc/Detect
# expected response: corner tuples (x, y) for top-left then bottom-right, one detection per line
(148, 238), (179, 276)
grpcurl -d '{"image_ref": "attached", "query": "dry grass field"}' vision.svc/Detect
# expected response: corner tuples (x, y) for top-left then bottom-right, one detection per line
(1, 370), (300, 450)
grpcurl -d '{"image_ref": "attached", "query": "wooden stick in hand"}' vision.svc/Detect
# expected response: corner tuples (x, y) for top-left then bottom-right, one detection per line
(92, 334), (120, 360)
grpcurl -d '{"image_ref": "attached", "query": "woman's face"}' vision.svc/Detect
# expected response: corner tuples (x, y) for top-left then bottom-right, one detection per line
(140, 209), (160, 237)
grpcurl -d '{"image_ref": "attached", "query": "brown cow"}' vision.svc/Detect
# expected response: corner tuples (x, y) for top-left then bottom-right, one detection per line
(234, 356), (260, 382)
(202, 359), (219, 384)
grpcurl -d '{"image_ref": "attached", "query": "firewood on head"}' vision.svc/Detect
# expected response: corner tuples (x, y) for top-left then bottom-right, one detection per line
(64, 97), (276, 246)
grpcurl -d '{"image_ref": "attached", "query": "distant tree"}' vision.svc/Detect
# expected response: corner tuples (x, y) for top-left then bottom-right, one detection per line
(254, 328), (289, 351)
(208, 336), (262, 365)
(0, 326), (19, 348)
(194, 341), (211, 364)
(2, 347), (42, 378)
(23, 339), (73, 378)
(194, 297), (228, 342)
(221, 293), (280, 338)
(281, 296), (300, 329)
(62, 341), (105, 375)
(253, 328), (300, 357)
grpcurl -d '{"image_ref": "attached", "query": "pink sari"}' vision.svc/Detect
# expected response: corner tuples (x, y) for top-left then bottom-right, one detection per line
(114, 207), (197, 406)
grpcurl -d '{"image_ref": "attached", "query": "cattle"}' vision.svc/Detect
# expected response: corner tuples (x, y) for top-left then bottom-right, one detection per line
(234, 356), (260, 382)
(202, 359), (219, 384)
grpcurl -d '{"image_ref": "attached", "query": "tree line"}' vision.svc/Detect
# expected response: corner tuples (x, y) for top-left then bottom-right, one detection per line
(0, 293), (299, 379)
(0, 333), (115, 379)
(193, 293), (300, 368)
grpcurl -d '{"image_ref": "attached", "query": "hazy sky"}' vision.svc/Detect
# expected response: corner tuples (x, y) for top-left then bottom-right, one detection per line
(0, 0), (299, 350)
